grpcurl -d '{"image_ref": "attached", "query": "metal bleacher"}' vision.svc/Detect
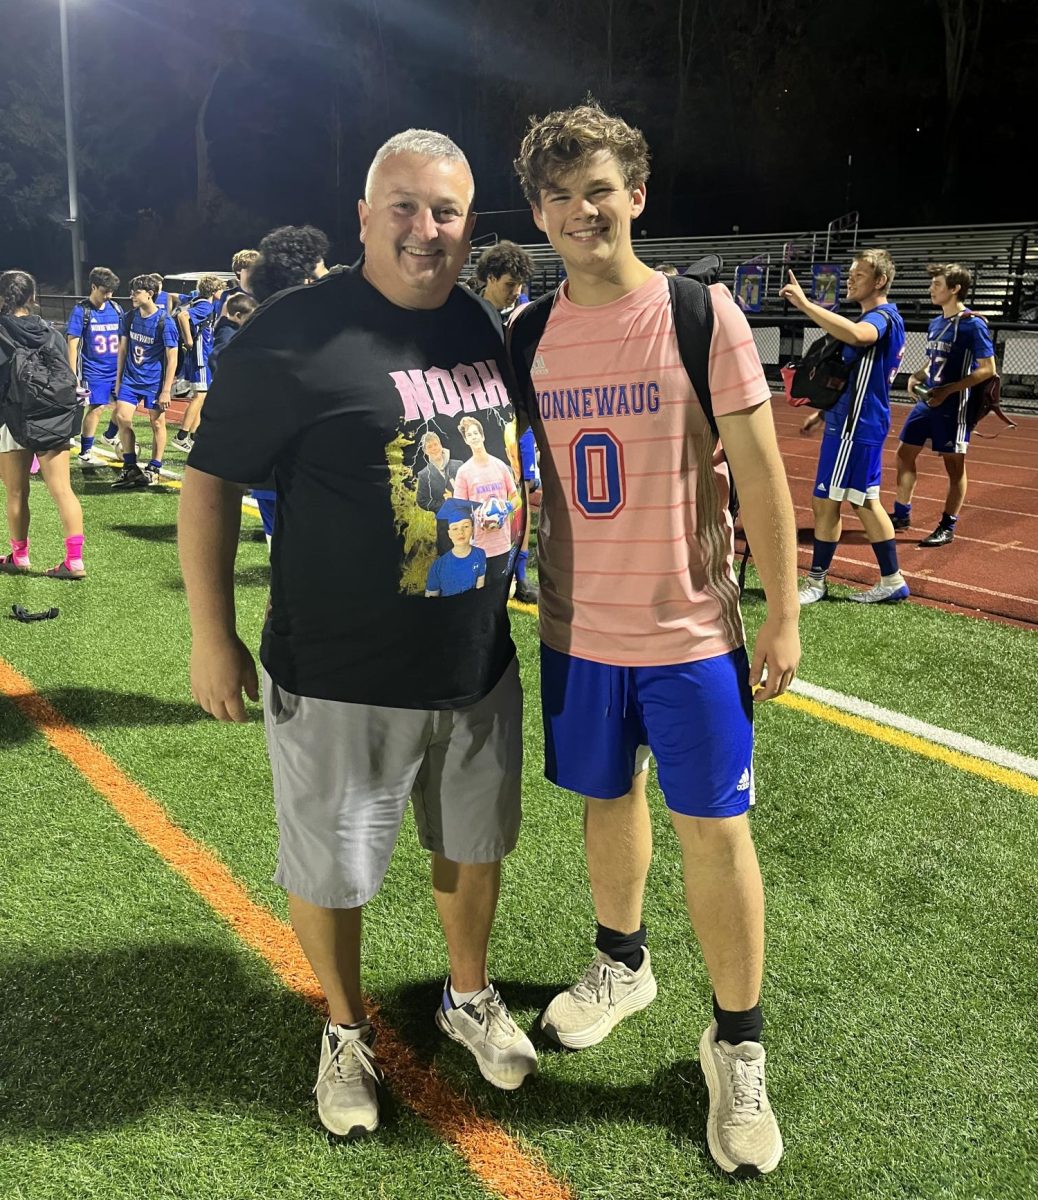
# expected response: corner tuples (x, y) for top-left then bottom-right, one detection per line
(476, 218), (1038, 322)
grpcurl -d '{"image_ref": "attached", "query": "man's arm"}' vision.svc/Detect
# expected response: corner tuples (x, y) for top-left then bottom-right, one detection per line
(158, 345), (178, 411)
(907, 366), (927, 399)
(67, 335), (81, 374)
(778, 270), (878, 347)
(177, 309), (194, 350)
(114, 336), (128, 393)
(926, 356), (996, 406)
(716, 403), (801, 701)
(178, 465), (258, 722)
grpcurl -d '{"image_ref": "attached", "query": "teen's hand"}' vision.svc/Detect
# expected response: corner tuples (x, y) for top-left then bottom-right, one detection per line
(190, 633), (259, 723)
(749, 614), (800, 703)
(778, 270), (809, 310)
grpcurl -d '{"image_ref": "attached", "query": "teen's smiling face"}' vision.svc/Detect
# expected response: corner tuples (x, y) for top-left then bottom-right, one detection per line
(359, 151), (476, 310)
(532, 150), (646, 272)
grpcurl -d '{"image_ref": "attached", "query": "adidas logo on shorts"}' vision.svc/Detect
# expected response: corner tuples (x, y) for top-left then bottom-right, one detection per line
(531, 353), (548, 378)
(736, 768), (751, 792)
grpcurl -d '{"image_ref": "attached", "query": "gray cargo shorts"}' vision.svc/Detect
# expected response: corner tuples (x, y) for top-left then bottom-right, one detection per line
(263, 658), (522, 908)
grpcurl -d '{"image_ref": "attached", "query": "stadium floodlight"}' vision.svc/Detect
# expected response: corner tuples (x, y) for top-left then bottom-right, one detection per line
(58, 0), (84, 295)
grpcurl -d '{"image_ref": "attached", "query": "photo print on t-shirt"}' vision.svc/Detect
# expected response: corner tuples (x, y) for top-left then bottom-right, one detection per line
(386, 360), (522, 597)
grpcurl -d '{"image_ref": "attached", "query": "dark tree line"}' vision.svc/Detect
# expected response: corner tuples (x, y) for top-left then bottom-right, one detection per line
(0, 0), (1032, 289)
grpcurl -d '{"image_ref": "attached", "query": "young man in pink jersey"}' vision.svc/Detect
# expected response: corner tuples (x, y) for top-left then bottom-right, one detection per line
(510, 102), (800, 1178)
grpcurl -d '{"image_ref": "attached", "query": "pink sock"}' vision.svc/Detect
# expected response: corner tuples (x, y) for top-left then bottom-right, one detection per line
(11, 538), (30, 566)
(65, 534), (85, 571)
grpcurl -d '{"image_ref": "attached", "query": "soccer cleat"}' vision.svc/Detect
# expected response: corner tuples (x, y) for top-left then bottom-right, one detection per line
(889, 512), (910, 531)
(435, 982), (537, 1089)
(797, 578), (828, 606)
(541, 947), (657, 1050)
(846, 580), (910, 604)
(143, 465), (164, 485)
(513, 578), (539, 605)
(920, 524), (954, 547)
(313, 1021), (382, 1139)
(111, 464), (150, 490)
(699, 1022), (783, 1176)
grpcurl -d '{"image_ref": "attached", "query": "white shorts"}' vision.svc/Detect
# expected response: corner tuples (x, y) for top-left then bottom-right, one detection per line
(0, 424), (26, 453)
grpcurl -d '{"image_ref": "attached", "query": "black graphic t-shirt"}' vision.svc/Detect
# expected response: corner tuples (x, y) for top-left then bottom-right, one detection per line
(189, 267), (524, 707)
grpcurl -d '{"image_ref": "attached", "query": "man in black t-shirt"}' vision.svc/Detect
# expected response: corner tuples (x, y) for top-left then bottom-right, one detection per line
(179, 129), (535, 1140)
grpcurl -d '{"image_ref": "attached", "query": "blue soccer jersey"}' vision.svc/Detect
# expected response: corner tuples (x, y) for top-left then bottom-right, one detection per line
(425, 547), (487, 596)
(823, 302), (905, 446)
(925, 311), (995, 390)
(122, 309), (179, 392)
(67, 299), (122, 383)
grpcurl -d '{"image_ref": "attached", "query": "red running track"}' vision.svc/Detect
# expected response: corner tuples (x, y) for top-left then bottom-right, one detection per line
(764, 400), (1038, 626)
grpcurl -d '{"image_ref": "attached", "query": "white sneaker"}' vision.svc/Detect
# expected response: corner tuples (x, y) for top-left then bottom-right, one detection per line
(541, 947), (657, 1050)
(846, 579), (910, 604)
(100, 433), (122, 449)
(798, 577), (828, 605)
(699, 1022), (783, 1176)
(78, 449), (100, 465)
(435, 982), (537, 1090)
(313, 1020), (382, 1138)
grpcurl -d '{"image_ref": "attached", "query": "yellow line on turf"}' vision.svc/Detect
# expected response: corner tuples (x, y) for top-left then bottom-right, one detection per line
(776, 691), (1038, 798)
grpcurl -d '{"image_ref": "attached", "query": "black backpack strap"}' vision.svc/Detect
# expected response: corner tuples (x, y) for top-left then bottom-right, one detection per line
(667, 274), (717, 437)
(505, 290), (559, 419)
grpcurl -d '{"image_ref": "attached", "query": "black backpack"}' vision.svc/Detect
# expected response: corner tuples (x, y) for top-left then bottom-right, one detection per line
(0, 321), (81, 451)
(508, 253), (756, 589)
(789, 334), (854, 410)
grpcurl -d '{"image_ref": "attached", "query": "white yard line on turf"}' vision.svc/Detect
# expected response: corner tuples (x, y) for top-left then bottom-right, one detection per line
(789, 678), (1038, 779)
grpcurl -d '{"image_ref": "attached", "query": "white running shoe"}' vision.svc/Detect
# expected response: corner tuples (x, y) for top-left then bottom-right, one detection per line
(435, 982), (537, 1090)
(699, 1022), (783, 1176)
(313, 1020), (382, 1138)
(540, 947), (657, 1050)
(78, 449), (100, 466)
(798, 578), (828, 605)
(846, 579), (910, 604)
(100, 433), (122, 449)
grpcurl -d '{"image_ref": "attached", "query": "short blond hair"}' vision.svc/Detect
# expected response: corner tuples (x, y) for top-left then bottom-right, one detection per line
(514, 99), (650, 204)
(853, 248), (896, 290)
(231, 249), (260, 276)
(197, 274), (223, 298)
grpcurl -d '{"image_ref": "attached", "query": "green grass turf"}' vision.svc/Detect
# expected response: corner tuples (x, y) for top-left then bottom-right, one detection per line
(2, 465), (1036, 1198)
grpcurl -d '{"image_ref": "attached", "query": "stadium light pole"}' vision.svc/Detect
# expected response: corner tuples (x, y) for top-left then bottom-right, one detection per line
(59, 0), (84, 295)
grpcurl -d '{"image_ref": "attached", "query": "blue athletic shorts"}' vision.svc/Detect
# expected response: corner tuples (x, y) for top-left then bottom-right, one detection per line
(814, 433), (883, 505)
(116, 383), (160, 410)
(183, 360), (211, 389)
(519, 428), (537, 482)
(899, 400), (969, 455)
(540, 643), (754, 817)
(82, 373), (116, 406)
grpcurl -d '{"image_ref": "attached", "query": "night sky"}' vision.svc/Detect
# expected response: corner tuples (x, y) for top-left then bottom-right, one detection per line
(1, 0), (1034, 288)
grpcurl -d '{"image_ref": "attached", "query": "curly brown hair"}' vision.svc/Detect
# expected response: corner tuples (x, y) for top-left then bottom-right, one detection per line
(514, 100), (650, 204)
(474, 241), (534, 285)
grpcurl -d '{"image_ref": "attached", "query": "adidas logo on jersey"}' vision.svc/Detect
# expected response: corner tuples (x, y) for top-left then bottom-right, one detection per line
(531, 353), (548, 378)
(736, 767), (751, 792)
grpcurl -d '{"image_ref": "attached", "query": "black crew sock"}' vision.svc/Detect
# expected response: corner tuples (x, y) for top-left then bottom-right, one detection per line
(713, 993), (763, 1046)
(595, 923), (646, 972)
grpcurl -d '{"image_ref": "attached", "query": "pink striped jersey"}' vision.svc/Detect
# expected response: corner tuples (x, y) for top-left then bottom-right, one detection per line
(526, 271), (770, 666)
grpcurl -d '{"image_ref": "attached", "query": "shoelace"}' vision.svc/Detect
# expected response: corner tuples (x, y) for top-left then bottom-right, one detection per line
(723, 1053), (765, 1116)
(571, 959), (625, 1008)
(313, 1031), (379, 1094)
(470, 990), (520, 1048)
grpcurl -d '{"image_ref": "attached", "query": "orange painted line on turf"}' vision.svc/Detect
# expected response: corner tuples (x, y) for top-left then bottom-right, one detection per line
(0, 655), (572, 1200)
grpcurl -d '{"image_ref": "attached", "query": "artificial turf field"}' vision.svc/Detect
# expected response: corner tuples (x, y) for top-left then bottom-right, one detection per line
(2, 434), (1037, 1200)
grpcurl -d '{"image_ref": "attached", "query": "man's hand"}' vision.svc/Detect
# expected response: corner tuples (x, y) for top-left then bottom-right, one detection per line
(926, 384), (953, 407)
(749, 613), (801, 703)
(778, 269), (809, 311)
(190, 633), (259, 722)
(157, 390), (172, 412)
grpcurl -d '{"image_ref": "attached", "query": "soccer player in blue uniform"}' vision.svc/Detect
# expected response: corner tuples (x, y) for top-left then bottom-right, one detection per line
(111, 275), (179, 489)
(780, 249), (909, 604)
(172, 274), (223, 450)
(892, 263), (997, 547)
(65, 267), (122, 465)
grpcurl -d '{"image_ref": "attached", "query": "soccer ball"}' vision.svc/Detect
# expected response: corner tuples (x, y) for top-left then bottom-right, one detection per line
(477, 497), (509, 529)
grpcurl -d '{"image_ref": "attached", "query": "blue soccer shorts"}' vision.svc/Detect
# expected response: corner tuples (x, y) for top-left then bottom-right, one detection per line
(183, 359), (211, 390)
(540, 643), (755, 818)
(814, 432), (883, 505)
(899, 400), (969, 455)
(82, 372), (117, 406)
(116, 383), (161, 410)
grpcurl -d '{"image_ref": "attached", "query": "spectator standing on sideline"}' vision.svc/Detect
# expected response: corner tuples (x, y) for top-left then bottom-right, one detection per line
(780, 251), (908, 604)
(892, 263), (996, 546)
(0, 270), (87, 578)
(511, 101), (799, 1177)
(179, 129), (535, 1141)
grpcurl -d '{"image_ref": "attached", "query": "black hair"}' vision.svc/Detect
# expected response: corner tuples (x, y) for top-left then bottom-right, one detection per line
(226, 293), (258, 320)
(128, 274), (158, 296)
(0, 269), (36, 312)
(251, 224), (332, 302)
(88, 266), (120, 292)
(474, 241), (533, 285)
